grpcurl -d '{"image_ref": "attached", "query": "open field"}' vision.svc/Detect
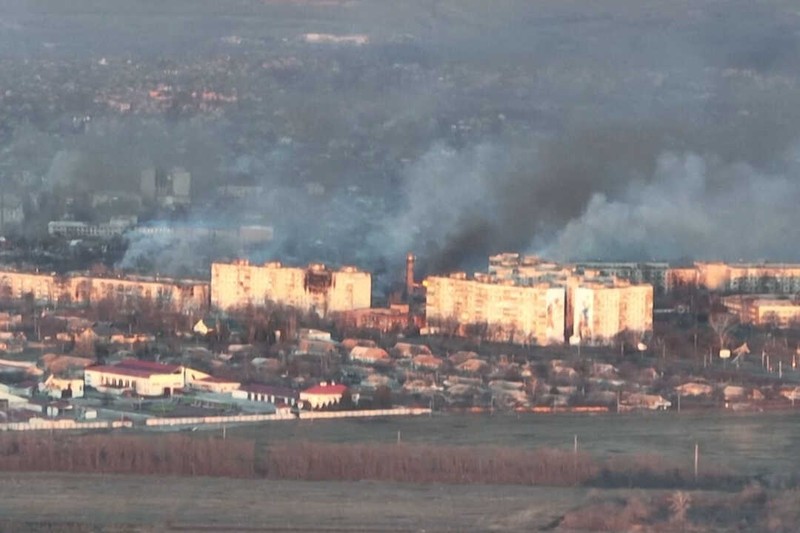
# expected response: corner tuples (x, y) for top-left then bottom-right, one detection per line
(3, 472), (797, 532)
(227, 411), (800, 479)
(0, 472), (589, 532)
(2, 412), (800, 531)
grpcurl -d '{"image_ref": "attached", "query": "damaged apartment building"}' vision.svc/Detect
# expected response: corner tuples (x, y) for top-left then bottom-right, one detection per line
(210, 260), (371, 316)
(424, 253), (653, 346)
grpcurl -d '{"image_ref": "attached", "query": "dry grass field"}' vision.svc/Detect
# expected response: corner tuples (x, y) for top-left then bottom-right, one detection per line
(0, 472), (589, 532)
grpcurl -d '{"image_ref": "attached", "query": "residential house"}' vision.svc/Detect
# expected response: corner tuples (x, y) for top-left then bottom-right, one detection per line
(392, 342), (432, 359)
(457, 359), (489, 375)
(41, 375), (84, 399)
(676, 382), (714, 397)
(341, 338), (377, 351)
(300, 382), (348, 409)
(412, 354), (445, 371)
(448, 351), (478, 365)
(298, 328), (332, 342)
(349, 346), (391, 365)
(621, 393), (671, 411)
(296, 338), (338, 357)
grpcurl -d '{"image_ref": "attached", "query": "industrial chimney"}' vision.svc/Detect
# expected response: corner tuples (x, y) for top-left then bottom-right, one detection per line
(406, 252), (416, 299)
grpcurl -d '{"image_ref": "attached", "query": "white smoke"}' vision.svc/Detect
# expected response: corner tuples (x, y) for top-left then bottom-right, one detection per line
(545, 151), (800, 261)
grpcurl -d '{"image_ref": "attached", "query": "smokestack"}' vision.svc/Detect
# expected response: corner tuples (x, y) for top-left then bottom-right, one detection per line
(406, 252), (416, 298)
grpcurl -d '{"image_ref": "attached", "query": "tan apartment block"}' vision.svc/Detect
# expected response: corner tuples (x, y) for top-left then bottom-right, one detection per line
(572, 282), (653, 345)
(424, 272), (565, 345)
(0, 269), (208, 313)
(211, 260), (370, 316)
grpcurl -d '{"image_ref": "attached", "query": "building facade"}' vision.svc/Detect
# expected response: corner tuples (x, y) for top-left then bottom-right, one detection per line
(572, 282), (653, 345)
(0, 269), (209, 313)
(694, 263), (800, 294)
(84, 359), (187, 397)
(211, 260), (370, 316)
(722, 295), (800, 327)
(424, 272), (566, 345)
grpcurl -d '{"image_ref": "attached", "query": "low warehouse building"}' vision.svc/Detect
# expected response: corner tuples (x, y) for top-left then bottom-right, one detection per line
(84, 359), (186, 397)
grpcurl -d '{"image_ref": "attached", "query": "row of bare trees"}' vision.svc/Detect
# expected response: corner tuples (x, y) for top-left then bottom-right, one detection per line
(0, 434), (255, 477)
(261, 441), (597, 485)
(0, 434), (737, 488)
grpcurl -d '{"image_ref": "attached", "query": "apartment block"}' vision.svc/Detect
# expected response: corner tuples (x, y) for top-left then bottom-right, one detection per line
(695, 263), (800, 294)
(0, 269), (208, 313)
(722, 295), (800, 328)
(428, 254), (655, 346)
(211, 260), (370, 316)
(424, 272), (565, 345)
(572, 282), (653, 345)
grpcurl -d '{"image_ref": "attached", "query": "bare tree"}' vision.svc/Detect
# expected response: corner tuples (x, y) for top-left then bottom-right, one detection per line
(668, 490), (691, 524)
(709, 312), (738, 350)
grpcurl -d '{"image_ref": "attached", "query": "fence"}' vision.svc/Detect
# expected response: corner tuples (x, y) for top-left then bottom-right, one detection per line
(144, 407), (432, 427)
(0, 419), (132, 431)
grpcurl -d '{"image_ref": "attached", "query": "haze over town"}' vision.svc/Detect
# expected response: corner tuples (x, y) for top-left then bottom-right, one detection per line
(2, 0), (800, 283)
(3, 0), (800, 531)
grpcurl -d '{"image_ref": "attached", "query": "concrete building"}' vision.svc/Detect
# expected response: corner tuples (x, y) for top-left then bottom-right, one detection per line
(0, 269), (209, 313)
(336, 304), (413, 333)
(232, 385), (298, 406)
(211, 260), (370, 316)
(574, 262), (670, 295)
(572, 281), (653, 345)
(424, 272), (566, 346)
(722, 295), (800, 327)
(0, 195), (24, 233)
(41, 375), (84, 399)
(664, 262), (800, 294)
(431, 253), (654, 346)
(141, 167), (191, 206)
(695, 263), (800, 294)
(48, 216), (138, 238)
(84, 359), (187, 397)
(84, 274), (208, 313)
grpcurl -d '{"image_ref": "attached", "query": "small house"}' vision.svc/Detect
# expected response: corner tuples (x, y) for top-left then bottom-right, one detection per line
(300, 382), (348, 409)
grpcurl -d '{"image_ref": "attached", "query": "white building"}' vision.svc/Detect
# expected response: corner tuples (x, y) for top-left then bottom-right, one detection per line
(84, 359), (187, 397)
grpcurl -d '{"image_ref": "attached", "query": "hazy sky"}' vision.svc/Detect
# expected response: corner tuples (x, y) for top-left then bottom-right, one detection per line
(3, 0), (800, 280)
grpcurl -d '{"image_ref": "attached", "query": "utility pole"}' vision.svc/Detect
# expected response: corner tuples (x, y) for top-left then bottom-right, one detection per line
(694, 443), (699, 484)
(573, 434), (578, 485)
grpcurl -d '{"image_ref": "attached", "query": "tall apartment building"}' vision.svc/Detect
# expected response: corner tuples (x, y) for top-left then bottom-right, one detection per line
(428, 253), (654, 346)
(210, 260), (370, 316)
(572, 282), (653, 345)
(424, 272), (565, 345)
(0, 270), (208, 313)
